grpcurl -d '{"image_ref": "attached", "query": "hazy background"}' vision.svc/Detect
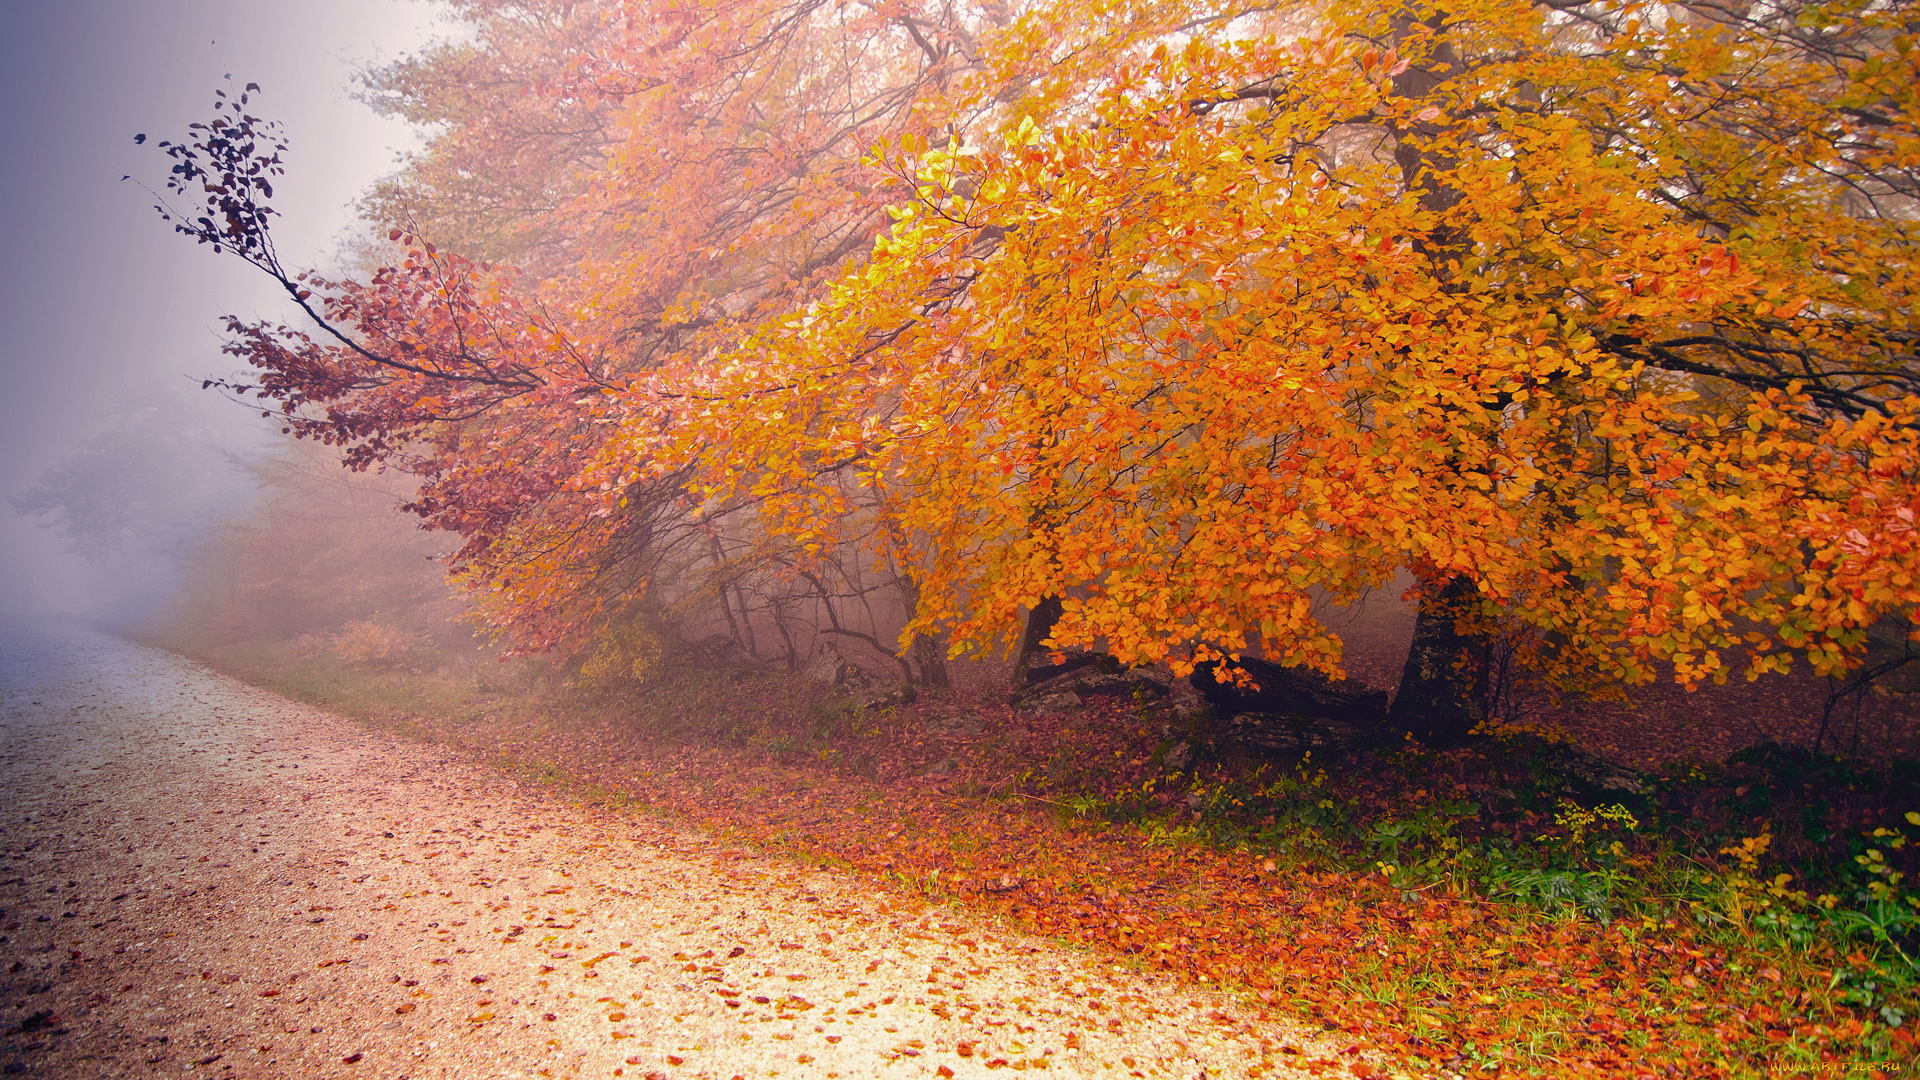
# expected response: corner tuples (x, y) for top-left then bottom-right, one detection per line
(0, 0), (449, 621)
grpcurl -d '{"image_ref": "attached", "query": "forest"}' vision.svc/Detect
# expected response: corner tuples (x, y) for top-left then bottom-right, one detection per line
(66, 0), (1920, 1073)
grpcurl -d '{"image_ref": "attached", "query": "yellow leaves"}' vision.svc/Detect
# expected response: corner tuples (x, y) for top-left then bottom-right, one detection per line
(372, 0), (1920, 689)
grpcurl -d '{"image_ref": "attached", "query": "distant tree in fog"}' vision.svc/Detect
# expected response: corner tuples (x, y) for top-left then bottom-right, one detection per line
(9, 401), (257, 565)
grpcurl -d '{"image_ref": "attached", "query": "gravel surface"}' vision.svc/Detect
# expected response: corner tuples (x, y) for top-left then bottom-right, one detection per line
(0, 621), (1355, 1080)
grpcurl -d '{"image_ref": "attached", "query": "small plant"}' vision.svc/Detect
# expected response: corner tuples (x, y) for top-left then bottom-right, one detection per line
(1716, 830), (1816, 933)
(330, 619), (424, 669)
(1060, 793), (1108, 820)
(577, 618), (671, 690)
(1362, 799), (1478, 890)
(1530, 799), (1637, 866)
(1139, 819), (1202, 848)
(1854, 816), (1915, 906)
(1487, 867), (1626, 922)
(1829, 812), (1920, 973)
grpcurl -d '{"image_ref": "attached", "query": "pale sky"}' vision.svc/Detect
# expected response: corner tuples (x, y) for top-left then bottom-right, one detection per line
(0, 0), (453, 615)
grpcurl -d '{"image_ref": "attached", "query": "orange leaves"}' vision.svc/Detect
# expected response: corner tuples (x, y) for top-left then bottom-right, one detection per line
(181, 0), (1919, 691)
(715, 0), (1906, 687)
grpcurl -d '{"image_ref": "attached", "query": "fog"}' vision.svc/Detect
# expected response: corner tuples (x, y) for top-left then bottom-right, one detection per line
(0, 0), (448, 622)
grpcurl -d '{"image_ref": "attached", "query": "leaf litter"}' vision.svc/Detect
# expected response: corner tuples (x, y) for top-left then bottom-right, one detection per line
(389, 661), (1918, 1079)
(0, 621), (1353, 1078)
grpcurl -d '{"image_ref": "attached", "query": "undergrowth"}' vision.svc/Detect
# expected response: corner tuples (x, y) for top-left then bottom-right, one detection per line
(171, 638), (1920, 1078)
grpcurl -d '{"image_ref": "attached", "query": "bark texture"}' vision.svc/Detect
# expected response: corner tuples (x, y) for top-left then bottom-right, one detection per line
(1387, 573), (1489, 745)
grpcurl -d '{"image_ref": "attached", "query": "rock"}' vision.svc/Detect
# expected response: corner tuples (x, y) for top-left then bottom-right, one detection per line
(1015, 663), (1171, 706)
(694, 633), (765, 670)
(803, 641), (881, 697)
(1021, 649), (1118, 685)
(837, 664), (876, 693)
(856, 683), (916, 710)
(1192, 656), (1388, 725)
(1164, 680), (1207, 711)
(1161, 741), (1195, 773)
(1491, 734), (1653, 805)
(802, 640), (852, 684)
(802, 642), (837, 682)
(1078, 671), (1171, 699)
(1192, 656), (1388, 756)
(1170, 704), (1211, 727)
(1553, 745), (1652, 798)
(1129, 667), (1176, 692)
(923, 710), (987, 739)
(1225, 711), (1382, 754)
(1596, 772), (1651, 796)
(1027, 691), (1084, 714)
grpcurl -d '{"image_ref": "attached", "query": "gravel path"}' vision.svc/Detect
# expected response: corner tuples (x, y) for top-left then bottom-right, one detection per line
(0, 621), (1354, 1080)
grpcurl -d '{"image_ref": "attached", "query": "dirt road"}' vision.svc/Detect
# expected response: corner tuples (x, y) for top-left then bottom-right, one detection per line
(0, 621), (1350, 1079)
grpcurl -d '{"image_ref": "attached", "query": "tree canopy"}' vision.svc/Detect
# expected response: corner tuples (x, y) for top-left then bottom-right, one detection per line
(155, 0), (1920, 733)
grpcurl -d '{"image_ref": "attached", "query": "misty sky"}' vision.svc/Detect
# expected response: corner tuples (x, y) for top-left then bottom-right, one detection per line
(0, 0), (449, 616)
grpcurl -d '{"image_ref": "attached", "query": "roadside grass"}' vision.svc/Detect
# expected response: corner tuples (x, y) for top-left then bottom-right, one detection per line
(173, 639), (1919, 1078)
(166, 638), (543, 737)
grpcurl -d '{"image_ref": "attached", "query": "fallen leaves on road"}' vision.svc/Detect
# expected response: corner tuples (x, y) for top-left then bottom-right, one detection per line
(413, 674), (1914, 1077)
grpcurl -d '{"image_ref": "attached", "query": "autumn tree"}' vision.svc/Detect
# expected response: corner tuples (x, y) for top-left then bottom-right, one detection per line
(160, 0), (1918, 739)
(653, 0), (1919, 740)
(157, 0), (999, 677)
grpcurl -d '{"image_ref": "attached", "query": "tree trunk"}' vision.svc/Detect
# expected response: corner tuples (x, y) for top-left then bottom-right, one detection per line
(1010, 596), (1065, 687)
(707, 536), (745, 649)
(1380, 7), (1487, 746)
(1387, 574), (1488, 745)
(894, 574), (949, 687)
(910, 632), (950, 688)
(732, 581), (758, 656)
(770, 596), (798, 672)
